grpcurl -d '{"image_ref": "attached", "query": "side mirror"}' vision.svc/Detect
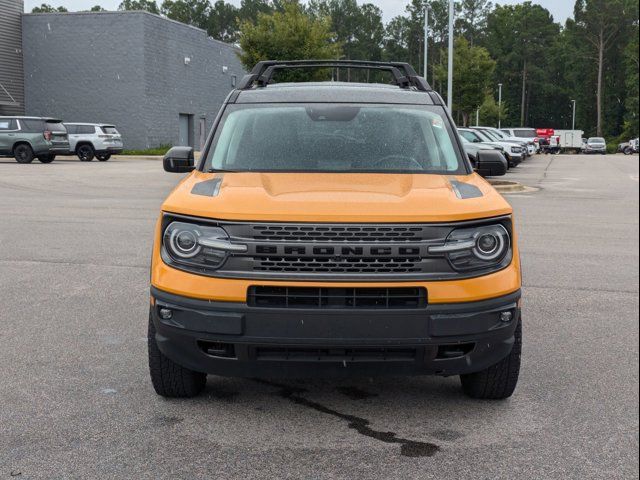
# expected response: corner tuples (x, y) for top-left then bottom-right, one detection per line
(163, 146), (195, 173)
(475, 150), (508, 177)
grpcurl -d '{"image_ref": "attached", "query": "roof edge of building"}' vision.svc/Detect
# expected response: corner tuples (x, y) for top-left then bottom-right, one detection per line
(22, 10), (240, 51)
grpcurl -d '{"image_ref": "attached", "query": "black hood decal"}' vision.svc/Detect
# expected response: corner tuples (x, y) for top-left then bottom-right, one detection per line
(191, 176), (223, 197)
(450, 180), (483, 199)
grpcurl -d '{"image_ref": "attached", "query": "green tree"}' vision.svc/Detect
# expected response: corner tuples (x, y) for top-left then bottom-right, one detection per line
(485, 2), (559, 127)
(435, 37), (495, 126)
(118, 0), (159, 14)
(90, 5), (106, 11)
(478, 93), (508, 127)
(161, 0), (210, 29)
(238, 0), (342, 75)
(307, 0), (385, 61)
(622, 27), (639, 137)
(239, 0), (274, 24)
(457, 0), (493, 46)
(207, 0), (240, 42)
(31, 4), (68, 12)
(571, 0), (629, 136)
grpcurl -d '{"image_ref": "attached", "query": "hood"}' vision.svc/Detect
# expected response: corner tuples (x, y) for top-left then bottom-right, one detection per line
(161, 171), (512, 223)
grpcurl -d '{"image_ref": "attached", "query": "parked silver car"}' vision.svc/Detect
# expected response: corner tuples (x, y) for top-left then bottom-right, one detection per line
(64, 123), (123, 161)
(583, 137), (607, 155)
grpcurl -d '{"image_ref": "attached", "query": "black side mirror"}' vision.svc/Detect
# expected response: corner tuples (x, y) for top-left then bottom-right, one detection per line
(163, 146), (195, 173)
(475, 150), (508, 177)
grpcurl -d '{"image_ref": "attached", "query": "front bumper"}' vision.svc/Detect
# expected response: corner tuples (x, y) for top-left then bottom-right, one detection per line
(150, 287), (521, 378)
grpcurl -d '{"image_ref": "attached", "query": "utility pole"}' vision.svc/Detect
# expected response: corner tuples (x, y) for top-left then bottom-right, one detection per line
(423, 6), (429, 80)
(498, 83), (503, 129)
(447, 0), (454, 112)
(476, 108), (480, 126)
(571, 99), (576, 130)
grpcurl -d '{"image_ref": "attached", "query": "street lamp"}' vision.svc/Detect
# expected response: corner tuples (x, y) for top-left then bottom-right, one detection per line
(423, 6), (430, 80)
(447, 0), (454, 112)
(571, 99), (576, 130)
(498, 83), (503, 129)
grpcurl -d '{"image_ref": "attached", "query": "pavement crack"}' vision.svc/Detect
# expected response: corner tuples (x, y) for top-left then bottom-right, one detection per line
(254, 379), (440, 457)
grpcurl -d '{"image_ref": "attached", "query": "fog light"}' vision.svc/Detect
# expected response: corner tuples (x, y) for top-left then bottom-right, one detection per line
(500, 311), (513, 323)
(159, 308), (173, 320)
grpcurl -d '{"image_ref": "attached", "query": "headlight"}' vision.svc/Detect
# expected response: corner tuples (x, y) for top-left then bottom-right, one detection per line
(162, 221), (247, 271)
(510, 146), (521, 153)
(429, 224), (511, 272)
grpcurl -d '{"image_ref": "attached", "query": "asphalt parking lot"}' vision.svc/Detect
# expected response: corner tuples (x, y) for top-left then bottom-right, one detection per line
(1, 154), (638, 479)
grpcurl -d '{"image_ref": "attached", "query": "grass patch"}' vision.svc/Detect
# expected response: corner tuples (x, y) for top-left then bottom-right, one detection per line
(120, 144), (172, 156)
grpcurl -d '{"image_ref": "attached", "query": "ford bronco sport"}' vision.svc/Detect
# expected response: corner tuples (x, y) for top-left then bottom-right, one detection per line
(149, 61), (522, 400)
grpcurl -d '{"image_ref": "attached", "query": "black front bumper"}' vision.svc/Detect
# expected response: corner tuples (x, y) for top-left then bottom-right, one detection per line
(150, 287), (521, 378)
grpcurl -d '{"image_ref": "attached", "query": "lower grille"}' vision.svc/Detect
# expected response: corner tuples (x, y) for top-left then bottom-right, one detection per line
(255, 346), (418, 362)
(247, 286), (427, 309)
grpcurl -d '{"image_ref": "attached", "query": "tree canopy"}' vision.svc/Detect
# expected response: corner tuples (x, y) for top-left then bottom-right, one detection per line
(38, 0), (640, 139)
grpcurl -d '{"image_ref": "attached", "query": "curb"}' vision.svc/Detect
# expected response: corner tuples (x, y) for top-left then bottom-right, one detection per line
(489, 180), (539, 194)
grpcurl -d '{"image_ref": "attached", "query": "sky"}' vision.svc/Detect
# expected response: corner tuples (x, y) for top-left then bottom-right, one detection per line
(23, 0), (575, 25)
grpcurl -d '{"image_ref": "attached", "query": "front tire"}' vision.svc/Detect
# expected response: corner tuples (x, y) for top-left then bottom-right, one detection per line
(14, 144), (34, 164)
(148, 312), (207, 398)
(77, 144), (95, 162)
(96, 153), (111, 161)
(623, 147), (632, 155)
(38, 154), (56, 163)
(460, 320), (522, 400)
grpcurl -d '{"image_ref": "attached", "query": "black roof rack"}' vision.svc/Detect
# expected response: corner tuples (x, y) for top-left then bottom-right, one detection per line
(236, 60), (432, 92)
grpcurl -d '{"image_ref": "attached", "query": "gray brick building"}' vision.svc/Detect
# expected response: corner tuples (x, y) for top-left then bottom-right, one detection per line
(21, 11), (245, 150)
(0, 0), (25, 115)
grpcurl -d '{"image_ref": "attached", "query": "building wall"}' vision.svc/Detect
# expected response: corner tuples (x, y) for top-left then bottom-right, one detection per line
(0, 0), (25, 115)
(142, 14), (243, 149)
(22, 11), (244, 150)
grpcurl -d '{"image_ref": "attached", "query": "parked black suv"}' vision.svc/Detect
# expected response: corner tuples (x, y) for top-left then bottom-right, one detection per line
(0, 116), (70, 163)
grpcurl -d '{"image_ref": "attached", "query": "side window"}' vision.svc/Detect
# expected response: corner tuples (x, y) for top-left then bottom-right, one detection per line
(77, 125), (95, 134)
(22, 120), (43, 132)
(66, 125), (77, 134)
(0, 119), (17, 130)
(460, 131), (479, 143)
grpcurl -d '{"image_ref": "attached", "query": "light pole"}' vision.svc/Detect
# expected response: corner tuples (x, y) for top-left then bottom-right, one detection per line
(571, 99), (576, 130)
(423, 6), (429, 80)
(447, 0), (454, 112)
(498, 83), (503, 129)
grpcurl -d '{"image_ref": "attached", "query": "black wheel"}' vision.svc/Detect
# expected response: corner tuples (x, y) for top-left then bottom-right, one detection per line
(623, 147), (632, 155)
(38, 154), (56, 163)
(460, 320), (521, 400)
(148, 312), (206, 398)
(77, 144), (95, 161)
(14, 144), (34, 164)
(96, 153), (111, 161)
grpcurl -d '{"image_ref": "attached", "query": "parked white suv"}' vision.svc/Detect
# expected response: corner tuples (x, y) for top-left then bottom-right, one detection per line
(64, 123), (123, 161)
(500, 127), (540, 153)
(458, 128), (525, 167)
(472, 126), (535, 156)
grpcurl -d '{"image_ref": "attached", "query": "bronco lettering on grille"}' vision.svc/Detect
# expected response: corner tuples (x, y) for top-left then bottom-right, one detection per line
(254, 244), (425, 257)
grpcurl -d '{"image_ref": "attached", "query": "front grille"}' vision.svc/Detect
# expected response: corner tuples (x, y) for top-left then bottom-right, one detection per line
(250, 225), (427, 242)
(254, 256), (423, 274)
(255, 346), (418, 362)
(247, 286), (427, 309)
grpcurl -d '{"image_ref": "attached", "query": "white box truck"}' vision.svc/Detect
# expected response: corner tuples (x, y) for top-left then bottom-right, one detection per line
(554, 130), (584, 151)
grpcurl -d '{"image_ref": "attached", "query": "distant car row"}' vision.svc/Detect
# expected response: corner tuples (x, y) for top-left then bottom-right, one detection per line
(0, 116), (123, 163)
(458, 126), (537, 170)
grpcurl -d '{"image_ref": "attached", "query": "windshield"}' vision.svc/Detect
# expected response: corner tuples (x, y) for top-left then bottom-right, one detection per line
(479, 129), (501, 141)
(205, 104), (466, 174)
(588, 137), (605, 144)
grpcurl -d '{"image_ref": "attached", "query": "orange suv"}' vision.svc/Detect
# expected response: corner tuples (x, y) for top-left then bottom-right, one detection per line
(148, 61), (521, 400)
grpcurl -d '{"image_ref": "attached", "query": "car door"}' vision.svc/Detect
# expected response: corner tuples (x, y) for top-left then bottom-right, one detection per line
(0, 118), (19, 154)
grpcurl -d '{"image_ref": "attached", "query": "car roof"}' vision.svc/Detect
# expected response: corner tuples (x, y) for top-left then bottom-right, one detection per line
(0, 116), (62, 121)
(64, 122), (115, 127)
(234, 82), (437, 105)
